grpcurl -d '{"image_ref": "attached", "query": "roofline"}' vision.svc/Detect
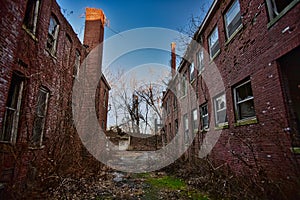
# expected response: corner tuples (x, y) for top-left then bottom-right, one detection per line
(101, 73), (111, 90)
(196, 0), (219, 37)
(177, 0), (219, 73)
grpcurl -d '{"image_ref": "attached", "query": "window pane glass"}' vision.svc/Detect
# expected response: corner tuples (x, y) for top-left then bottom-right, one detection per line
(48, 17), (57, 35)
(215, 95), (226, 111)
(236, 82), (253, 102)
(238, 99), (255, 119)
(226, 0), (240, 25)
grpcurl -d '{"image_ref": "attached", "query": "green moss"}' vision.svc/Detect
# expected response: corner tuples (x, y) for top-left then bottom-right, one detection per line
(147, 175), (186, 190)
(291, 147), (300, 154)
(132, 172), (151, 179)
(234, 117), (258, 127)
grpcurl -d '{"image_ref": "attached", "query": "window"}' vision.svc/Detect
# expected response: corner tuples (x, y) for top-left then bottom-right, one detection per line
(233, 80), (256, 121)
(73, 50), (80, 79)
(189, 62), (195, 82)
(181, 72), (188, 97)
(200, 104), (209, 130)
(192, 109), (198, 133)
(103, 89), (107, 107)
(175, 119), (178, 134)
(31, 87), (50, 147)
(1, 73), (24, 143)
(224, 0), (242, 39)
(198, 49), (204, 73)
(47, 16), (59, 55)
(23, 0), (40, 35)
(266, 0), (296, 20)
(208, 26), (220, 58)
(183, 114), (189, 145)
(173, 94), (177, 110)
(214, 93), (228, 126)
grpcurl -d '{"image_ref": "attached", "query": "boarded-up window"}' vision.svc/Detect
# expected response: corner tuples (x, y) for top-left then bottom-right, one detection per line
(23, 0), (40, 34)
(31, 87), (49, 146)
(1, 73), (24, 143)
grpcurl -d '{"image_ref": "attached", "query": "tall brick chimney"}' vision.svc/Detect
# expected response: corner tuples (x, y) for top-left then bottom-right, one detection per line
(171, 42), (176, 77)
(83, 8), (106, 53)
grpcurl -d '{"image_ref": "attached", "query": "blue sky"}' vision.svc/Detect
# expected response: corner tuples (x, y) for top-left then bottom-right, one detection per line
(57, 0), (213, 41)
(56, 0), (213, 127)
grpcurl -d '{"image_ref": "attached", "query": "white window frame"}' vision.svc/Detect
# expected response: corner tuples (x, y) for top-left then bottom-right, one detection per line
(192, 108), (198, 133)
(233, 80), (256, 121)
(190, 62), (195, 82)
(224, 0), (242, 39)
(213, 93), (228, 126)
(183, 114), (189, 145)
(198, 49), (204, 74)
(266, 0), (296, 20)
(208, 26), (220, 59)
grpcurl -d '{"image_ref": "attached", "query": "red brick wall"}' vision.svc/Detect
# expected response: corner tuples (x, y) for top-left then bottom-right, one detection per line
(162, 0), (300, 197)
(0, 0), (110, 196)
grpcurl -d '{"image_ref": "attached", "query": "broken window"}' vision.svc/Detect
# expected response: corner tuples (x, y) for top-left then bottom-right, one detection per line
(200, 103), (209, 130)
(214, 93), (228, 126)
(224, 0), (242, 38)
(181, 71), (188, 97)
(189, 62), (195, 82)
(23, 0), (40, 35)
(198, 49), (204, 74)
(208, 26), (220, 59)
(31, 87), (49, 147)
(233, 79), (256, 121)
(192, 108), (198, 133)
(266, 0), (295, 20)
(1, 73), (24, 144)
(46, 16), (59, 55)
(73, 49), (80, 79)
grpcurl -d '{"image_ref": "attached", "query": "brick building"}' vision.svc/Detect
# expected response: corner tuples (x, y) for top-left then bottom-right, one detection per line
(162, 0), (300, 198)
(0, 0), (109, 197)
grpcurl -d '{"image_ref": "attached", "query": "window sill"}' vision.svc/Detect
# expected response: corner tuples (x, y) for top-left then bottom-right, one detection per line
(198, 68), (205, 76)
(225, 24), (243, 46)
(215, 123), (229, 130)
(180, 94), (187, 99)
(22, 25), (38, 42)
(209, 50), (221, 62)
(267, 0), (300, 29)
(200, 128), (210, 132)
(290, 147), (300, 154)
(45, 49), (57, 60)
(29, 145), (45, 150)
(234, 117), (257, 127)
